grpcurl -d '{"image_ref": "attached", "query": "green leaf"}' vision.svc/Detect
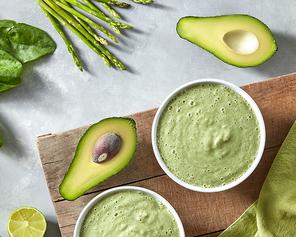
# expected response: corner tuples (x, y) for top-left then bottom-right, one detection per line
(0, 19), (56, 64)
(0, 49), (22, 92)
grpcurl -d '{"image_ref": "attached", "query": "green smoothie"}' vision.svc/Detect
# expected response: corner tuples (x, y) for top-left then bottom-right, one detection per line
(80, 190), (180, 237)
(156, 83), (261, 188)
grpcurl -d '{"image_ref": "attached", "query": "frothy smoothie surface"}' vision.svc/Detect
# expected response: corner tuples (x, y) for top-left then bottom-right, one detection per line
(156, 83), (261, 188)
(80, 190), (180, 237)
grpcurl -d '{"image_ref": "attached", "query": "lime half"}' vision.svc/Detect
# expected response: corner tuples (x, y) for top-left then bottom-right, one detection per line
(7, 207), (47, 237)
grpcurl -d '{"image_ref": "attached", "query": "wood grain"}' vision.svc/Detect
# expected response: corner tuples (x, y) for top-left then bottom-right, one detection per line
(36, 72), (296, 237)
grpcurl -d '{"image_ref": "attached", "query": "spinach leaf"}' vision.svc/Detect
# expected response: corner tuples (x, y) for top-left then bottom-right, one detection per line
(0, 19), (56, 63)
(0, 20), (56, 148)
(0, 49), (22, 92)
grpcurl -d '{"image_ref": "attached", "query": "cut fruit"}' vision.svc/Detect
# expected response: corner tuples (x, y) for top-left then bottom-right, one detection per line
(176, 14), (278, 67)
(59, 117), (137, 201)
(7, 207), (47, 237)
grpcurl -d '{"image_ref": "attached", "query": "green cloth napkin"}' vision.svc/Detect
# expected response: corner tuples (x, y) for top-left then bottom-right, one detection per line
(219, 120), (296, 237)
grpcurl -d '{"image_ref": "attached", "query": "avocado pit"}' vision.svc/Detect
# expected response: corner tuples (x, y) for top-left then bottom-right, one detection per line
(223, 30), (259, 55)
(92, 133), (122, 163)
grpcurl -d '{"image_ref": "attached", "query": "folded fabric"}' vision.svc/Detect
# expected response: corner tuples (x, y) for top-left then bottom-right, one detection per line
(219, 120), (296, 237)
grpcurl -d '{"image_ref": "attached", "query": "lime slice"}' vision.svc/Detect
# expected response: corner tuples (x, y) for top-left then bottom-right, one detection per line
(7, 207), (47, 237)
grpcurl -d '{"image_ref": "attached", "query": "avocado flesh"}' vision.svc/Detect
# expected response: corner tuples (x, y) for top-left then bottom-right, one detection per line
(59, 117), (137, 201)
(177, 15), (277, 67)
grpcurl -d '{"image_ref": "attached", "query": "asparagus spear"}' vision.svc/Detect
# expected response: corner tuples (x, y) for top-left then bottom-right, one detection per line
(81, 0), (105, 15)
(0, 132), (3, 147)
(56, 1), (118, 43)
(109, 24), (121, 35)
(81, 0), (122, 33)
(36, 0), (111, 68)
(99, 2), (122, 19)
(93, 0), (130, 8)
(38, 3), (83, 71)
(81, 0), (123, 34)
(45, 0), (101, 48)
(36, 0), (152, 71)
(63, 0), (133, 29)
(83, 0), (122, 20)
(80, 1), (123, 34)
(130, 0), (153, 4)
(47, 0), (125, 69)
(60, 0), (108, 45)
(54, 0), (118, 43)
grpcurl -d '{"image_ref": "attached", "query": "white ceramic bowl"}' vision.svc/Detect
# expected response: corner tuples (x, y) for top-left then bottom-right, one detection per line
(74, 186), (185, 237)
(151, 79), (266, 193)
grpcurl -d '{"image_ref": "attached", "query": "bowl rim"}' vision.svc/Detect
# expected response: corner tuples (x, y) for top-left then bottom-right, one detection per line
(73, 186), (185, 237)
(151, 78), (266, 193)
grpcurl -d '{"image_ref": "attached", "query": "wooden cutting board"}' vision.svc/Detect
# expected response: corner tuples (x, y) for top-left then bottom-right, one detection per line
(36, 73), (296, 237)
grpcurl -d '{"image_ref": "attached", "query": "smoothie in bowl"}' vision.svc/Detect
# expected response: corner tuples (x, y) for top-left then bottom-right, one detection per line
(152, 79), (265, 192)
(74, 186), (185, 237)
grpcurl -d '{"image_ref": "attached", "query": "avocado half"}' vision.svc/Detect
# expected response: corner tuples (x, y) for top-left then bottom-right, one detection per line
(176, 14), (278, 67)
(59, 117), (137, 201)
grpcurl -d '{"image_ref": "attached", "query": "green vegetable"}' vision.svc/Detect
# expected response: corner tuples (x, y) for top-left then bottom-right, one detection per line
(0, 19), (56, 93)
(60, 0), (108, 45)
(93, 0), (130, 8)
(0, 130), (3, 147)
(40, 5), (83, 71)
(0, 19), (56, 148)
(37, 0), (111, 68)
(0, 20), (56, 64)
(36, 0), (153, 71)
(99, 2), (122, 19)
(0, 49), (22, 92)
(0, 19), (56, 90)
(130, 0), (153, 4)
(63, 0), (132, 29)
(55, 0), (118, 43)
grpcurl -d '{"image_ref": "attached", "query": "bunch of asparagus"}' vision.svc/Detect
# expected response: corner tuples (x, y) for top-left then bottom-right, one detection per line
(36, 0), (153, 71)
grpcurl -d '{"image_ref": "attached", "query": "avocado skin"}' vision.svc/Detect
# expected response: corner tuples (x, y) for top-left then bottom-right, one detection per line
(176, 14), (278, 68)
(59, 117), (137, 200)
